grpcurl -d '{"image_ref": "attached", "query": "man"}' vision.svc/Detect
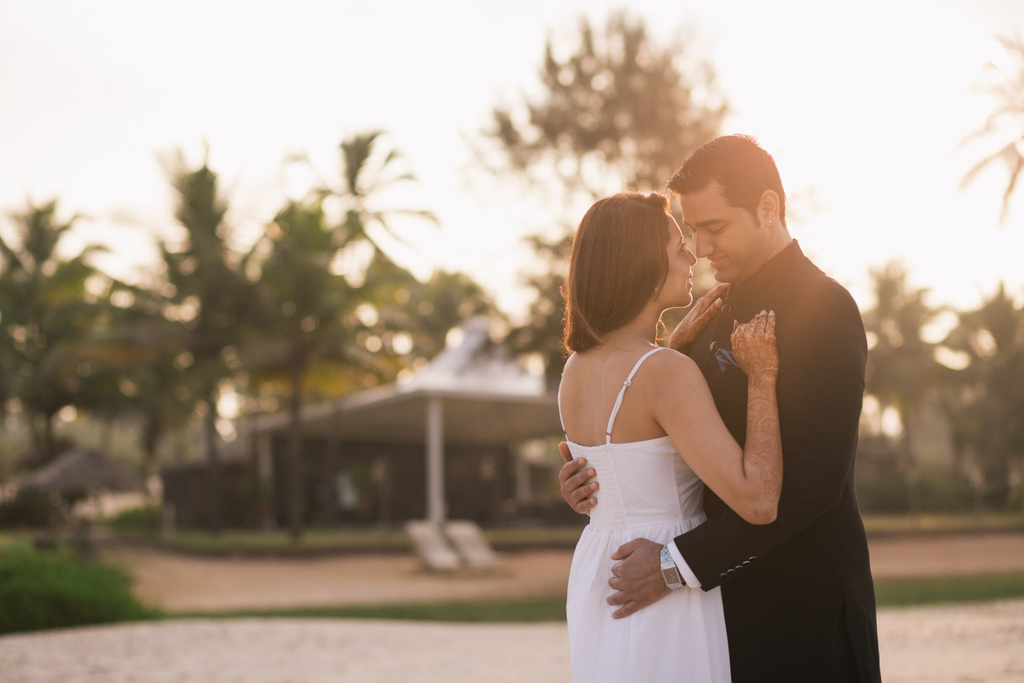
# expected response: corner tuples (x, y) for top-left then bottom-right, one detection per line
(559, 134), (881, 682)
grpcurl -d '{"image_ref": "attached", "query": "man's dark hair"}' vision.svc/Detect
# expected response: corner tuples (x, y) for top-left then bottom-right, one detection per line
(667, 134), (786, 226)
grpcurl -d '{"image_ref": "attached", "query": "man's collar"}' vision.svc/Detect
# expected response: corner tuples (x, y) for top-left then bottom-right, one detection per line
(725, 240), (803, 299)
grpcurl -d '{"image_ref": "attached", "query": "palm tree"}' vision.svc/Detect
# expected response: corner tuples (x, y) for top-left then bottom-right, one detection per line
(294, 130), (438, 252)
(252, 131), (440, 537)
(962, 34), (1024, 223)
(862, 261), (946, 510)
(942, 284), (1024, 509)
(76, 282), (193, 478)
(248, 200), (369, 538)
(159, 150), (259, 534)
(0, 200), (107, 464)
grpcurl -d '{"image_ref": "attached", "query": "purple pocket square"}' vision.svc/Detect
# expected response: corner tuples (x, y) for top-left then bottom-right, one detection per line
(716, 347), (740, 372)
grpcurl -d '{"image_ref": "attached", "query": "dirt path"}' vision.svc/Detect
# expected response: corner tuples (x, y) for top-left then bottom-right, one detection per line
(104, 532), (1024, 612)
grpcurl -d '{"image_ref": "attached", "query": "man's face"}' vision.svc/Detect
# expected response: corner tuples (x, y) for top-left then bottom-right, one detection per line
(679, 181), (771, 284)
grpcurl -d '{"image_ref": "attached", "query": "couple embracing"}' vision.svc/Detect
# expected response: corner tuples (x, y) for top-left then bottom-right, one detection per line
(557, 135), (881, 682)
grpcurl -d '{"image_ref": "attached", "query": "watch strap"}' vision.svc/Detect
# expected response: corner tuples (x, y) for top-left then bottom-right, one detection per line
(660, 544), (685, 590)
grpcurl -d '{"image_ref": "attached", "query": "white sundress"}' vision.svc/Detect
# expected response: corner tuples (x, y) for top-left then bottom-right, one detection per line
(560, 347), (731, 683)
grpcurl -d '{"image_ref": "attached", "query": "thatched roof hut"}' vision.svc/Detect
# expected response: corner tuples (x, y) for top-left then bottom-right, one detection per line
(17, 449), (142, 500)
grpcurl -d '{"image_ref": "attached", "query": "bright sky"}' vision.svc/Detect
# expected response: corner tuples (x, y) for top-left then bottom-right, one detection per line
(3, 0), (1024, 324)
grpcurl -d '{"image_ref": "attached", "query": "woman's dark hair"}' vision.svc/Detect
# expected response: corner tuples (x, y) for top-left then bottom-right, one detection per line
(666, 134), (786, 226)
(563, 192), (672, 353)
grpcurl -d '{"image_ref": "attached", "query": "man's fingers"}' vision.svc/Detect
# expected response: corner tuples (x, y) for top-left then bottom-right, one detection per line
(609, 540), (635, 561)
(559, 457), (598, 513)
(611, 602), (640, 619)
(558, 457), (584, 483)
(565, 467), (597, 493)
(606, 586), (628, 605)
(558, 441), (573, 463)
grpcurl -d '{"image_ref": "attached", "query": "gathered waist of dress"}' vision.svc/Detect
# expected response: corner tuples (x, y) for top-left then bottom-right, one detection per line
(585, 510), (707, 535)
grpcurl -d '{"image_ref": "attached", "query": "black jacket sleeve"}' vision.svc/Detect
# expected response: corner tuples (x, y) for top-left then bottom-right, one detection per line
(674, 279), (867, 590)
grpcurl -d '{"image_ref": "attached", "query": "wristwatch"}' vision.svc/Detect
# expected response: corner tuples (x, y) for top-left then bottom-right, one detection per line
(660, 544), (685, 590)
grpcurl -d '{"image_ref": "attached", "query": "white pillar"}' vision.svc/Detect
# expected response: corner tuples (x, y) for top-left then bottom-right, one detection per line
(426, 397), (445, 526)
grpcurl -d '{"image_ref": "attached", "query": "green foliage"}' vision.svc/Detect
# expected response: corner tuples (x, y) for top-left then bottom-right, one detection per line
(0, 546), (159, 634)
(858, 469), (974, 514)
(0, 200), (109, 461)
(864, 261), (945, 420)
(180, 573), (1024, 622)
(874, 572), (1024, 607)
(248, 131), (445, 540)
(858, 476), (912, 514)
(0, 490), (60, 528)
(159, 149), (261, 534)
(185, 596), (567, 623)
(862, 513), (1024, 534)
(105, 502), (162, 533)
(942, 284), (1024, 510)
(480, 11), (726, 200)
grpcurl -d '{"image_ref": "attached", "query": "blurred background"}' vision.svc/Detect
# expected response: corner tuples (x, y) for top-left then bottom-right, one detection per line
(1, 0), (1024, 545)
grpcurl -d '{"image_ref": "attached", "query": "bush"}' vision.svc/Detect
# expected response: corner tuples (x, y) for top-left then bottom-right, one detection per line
(0, 546), (159, 634)
(858, 476), (911, 513)
(858, 469), (974, 514)
(106, 503), (162, 534)
(0, 491), (61, 528)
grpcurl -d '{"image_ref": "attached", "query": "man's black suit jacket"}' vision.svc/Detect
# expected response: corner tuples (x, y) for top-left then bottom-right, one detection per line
(675, 241), (881, 682)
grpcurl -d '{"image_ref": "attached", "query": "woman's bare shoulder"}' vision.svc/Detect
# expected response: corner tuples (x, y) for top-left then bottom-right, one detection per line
(639, 348), (708, 398)
(646, 346), (700, 375)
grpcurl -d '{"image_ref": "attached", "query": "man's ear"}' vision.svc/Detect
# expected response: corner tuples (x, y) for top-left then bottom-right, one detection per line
(758, 190), (780, 227)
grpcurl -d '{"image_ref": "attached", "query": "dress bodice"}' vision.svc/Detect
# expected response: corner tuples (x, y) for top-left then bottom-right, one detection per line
(559, 347), (707, 533)
(565, 437), (706, 532)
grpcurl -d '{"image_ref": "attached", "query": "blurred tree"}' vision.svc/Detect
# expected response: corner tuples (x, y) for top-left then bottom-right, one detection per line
(0, 200), (107, 465)
(255, 131), (446, 537)
(402, 269), (498, 363)
(503, 233), (573, 390)
(299, 130), (438, 249)
(862, 261), (947, 511)
(248, 199), (373, 539)
(159, 150), (260, 534)
(73, 282), (193, 478)
(478, 11), (726, 200)
(942, 284), (1024, 509)
(962, 34), (1024, 222)
(474, 10), (727, 384)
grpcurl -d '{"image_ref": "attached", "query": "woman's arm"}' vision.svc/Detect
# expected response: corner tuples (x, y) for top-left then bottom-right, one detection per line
(651, 311), (781, 524)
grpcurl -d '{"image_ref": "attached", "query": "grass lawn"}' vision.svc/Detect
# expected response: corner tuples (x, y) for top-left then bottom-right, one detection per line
(110, 512), (1024, 556)
(179, 571), (1024, 623)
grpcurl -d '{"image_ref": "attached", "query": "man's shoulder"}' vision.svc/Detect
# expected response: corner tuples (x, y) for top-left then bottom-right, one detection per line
(789, 256), (860, 312)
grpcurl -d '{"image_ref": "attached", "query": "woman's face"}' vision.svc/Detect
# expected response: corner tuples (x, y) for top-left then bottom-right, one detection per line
(656, 216), (696, 308)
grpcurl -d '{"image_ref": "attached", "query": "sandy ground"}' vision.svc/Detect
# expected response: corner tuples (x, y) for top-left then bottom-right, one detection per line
(100, 532), (1024, 612)
(1, 533), (1023, 682)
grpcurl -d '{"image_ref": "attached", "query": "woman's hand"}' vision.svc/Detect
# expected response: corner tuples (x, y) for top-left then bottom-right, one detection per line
(668, 283), (729, 353)
(731, 310), (778, 378)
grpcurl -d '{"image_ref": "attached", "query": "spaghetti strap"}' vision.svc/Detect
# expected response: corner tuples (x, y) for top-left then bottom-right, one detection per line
(557, 372), (567, 434)
(605, 347), (666, 443)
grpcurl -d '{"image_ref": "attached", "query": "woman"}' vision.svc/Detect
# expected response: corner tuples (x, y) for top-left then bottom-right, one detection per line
(558, 192), (781, 682)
